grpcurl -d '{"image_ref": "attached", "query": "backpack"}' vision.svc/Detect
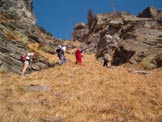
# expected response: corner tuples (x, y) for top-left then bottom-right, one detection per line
(56, 48), (63, 56)
(20, 54), (27, 62)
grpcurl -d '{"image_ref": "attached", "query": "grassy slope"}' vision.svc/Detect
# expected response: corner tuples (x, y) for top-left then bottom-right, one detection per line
(0, 44), (162, 122)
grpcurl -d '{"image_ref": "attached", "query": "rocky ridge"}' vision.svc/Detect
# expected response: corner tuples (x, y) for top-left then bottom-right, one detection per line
(72, 6), (162, 69)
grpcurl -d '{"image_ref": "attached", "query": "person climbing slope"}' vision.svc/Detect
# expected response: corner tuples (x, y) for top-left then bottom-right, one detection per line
(103, 56), (109, 68)
(56, 45), (66, 65)
(97, 46), (111, 68)
(75, 47), (83, 65)
(21, 52), (34, 76)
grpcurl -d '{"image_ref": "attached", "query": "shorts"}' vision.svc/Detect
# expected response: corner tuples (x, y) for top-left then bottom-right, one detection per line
(24, 60), (30, 64)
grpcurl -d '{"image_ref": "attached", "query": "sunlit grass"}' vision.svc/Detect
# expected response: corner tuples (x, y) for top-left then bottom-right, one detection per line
(0, 43), (162, 122)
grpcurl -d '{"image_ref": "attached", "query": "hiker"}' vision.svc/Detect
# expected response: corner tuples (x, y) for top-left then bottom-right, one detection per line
(75, 47), (83, 65)
(56, 45), (66, 65)
(103, 54), (111, 68)
(103, 56), (109, 68)
(21, 52), (34, 76)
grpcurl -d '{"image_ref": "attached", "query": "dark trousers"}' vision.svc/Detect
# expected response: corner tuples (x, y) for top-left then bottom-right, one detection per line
(59, 54), (66, 64)
(103, 61), (108, 67)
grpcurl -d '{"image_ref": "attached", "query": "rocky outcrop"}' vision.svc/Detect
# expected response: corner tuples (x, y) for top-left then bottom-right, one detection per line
(72, 7), (162, 69)
(0, 0), (36, 28)
(138, 6), (162, 24)
(138, 6), (158, 19)
(0, 38), (50, 74)
(72, 22), (90, 42)
(0, 14), (55, 74)
(0, 0), (58, 74)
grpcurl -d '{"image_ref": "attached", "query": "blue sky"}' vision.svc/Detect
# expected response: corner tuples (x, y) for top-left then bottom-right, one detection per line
(33, 0), (162, 40)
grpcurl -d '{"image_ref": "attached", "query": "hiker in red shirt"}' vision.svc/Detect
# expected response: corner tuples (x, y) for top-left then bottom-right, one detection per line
(75, 47), (83, 65)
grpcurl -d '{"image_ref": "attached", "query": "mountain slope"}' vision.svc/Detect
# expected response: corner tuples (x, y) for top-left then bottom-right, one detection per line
(0, 49), (162, 122)
(0, 1), (162, 121)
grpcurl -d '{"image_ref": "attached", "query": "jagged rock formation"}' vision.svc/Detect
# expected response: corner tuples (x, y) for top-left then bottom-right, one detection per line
(138, 6), (162, 24)
(72, 7), (162, 69)
(0, 0), (57, 74)
(72, 22), (89, 42)
(0, 0), (36, 28)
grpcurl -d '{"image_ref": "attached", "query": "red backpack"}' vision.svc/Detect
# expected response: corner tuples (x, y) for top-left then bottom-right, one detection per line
(20, 54), (27, 62)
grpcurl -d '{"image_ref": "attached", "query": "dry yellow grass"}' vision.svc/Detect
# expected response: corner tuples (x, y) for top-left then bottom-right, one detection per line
(28, 43), (54, 62)
(0, 47), (162, 122)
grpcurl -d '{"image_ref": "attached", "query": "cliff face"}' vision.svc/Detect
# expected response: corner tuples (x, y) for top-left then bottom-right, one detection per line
(0, 0), (36, 27)
(0, 0), (57, 74)
(72, 7), (162, 69)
